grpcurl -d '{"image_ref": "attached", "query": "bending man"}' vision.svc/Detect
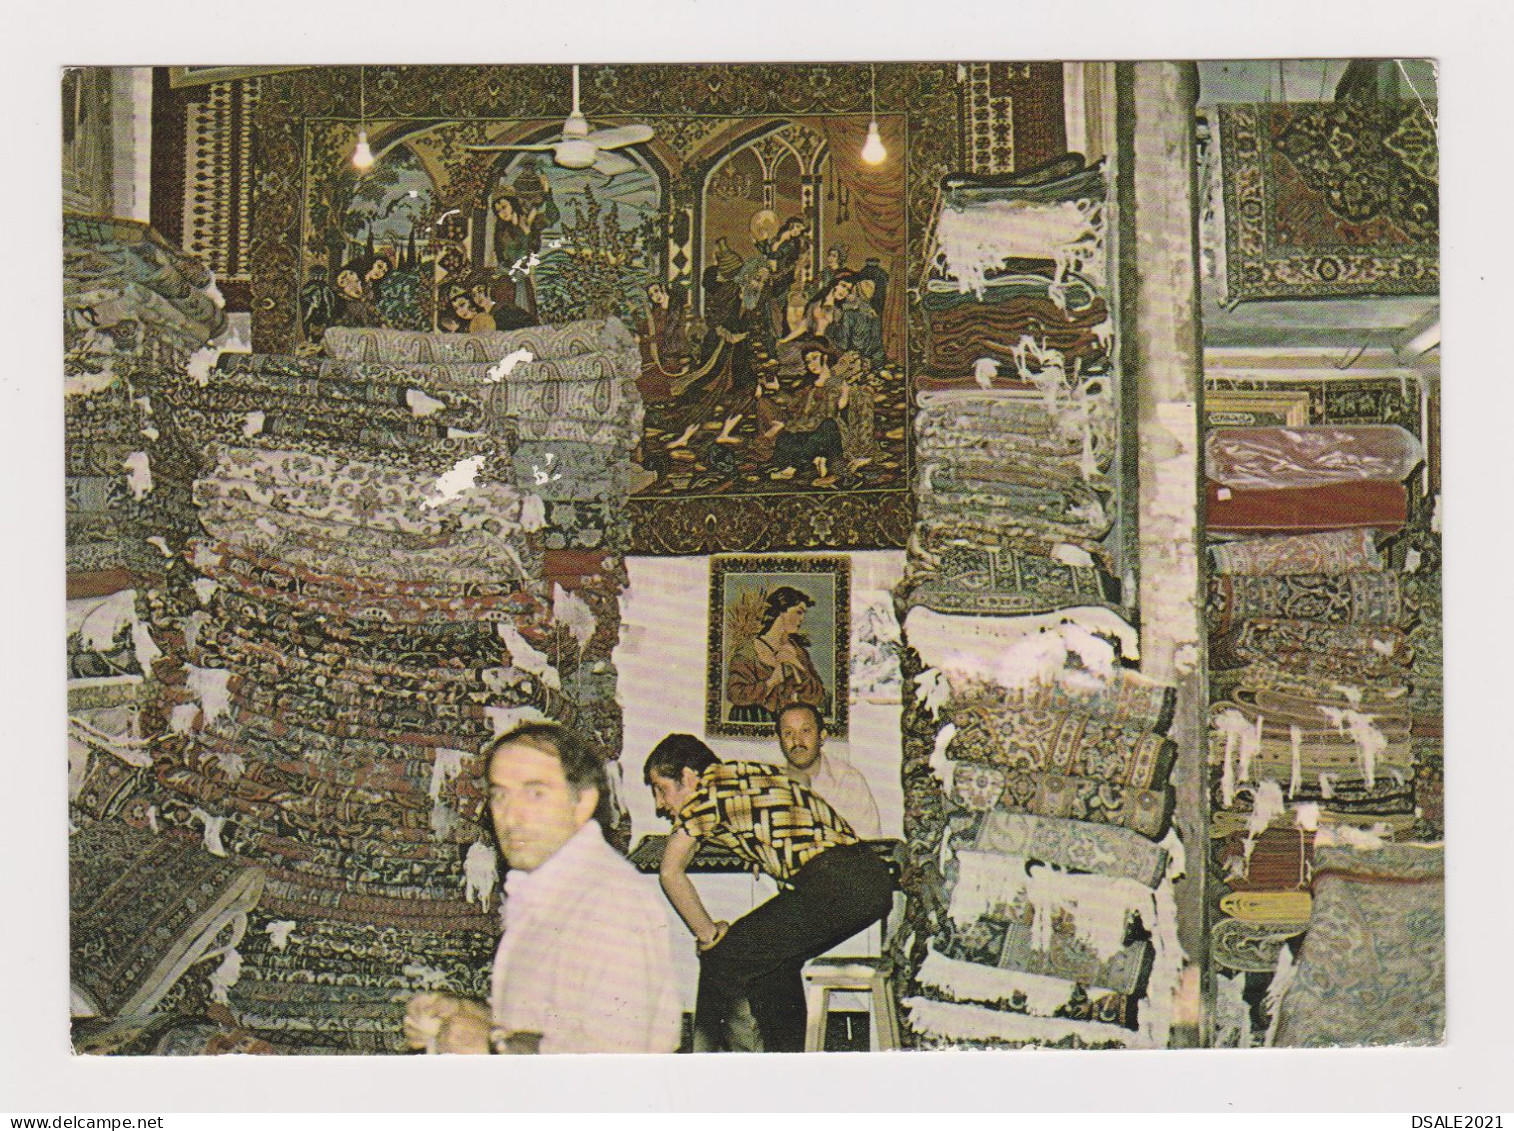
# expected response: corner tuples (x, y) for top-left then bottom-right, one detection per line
(644, 733), (894, 1052)
(405, 722), (681, 1054)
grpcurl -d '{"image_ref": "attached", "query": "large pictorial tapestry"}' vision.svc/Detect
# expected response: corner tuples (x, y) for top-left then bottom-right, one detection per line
(1217, 99), (1438, 302)
(56, 58), (1453, 1066)
(248, 64), (982, 553)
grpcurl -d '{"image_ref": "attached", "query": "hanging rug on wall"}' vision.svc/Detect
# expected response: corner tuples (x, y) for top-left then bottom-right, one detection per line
(1217, 100), (1437, 302)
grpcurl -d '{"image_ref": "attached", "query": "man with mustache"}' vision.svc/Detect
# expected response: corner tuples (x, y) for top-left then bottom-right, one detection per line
(775, 701), (880, 840)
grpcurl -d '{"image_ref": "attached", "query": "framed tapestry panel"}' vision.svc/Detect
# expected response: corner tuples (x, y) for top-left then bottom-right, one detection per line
(247, 64), (984, 553)
(705, 554), (850, 739)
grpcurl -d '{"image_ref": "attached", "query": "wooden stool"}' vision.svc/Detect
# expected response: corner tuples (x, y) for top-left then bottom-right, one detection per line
(801, 957), (901, 1052)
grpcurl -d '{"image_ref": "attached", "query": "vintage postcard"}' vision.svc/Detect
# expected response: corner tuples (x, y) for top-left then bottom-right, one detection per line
(50, 47), (1452, 1086)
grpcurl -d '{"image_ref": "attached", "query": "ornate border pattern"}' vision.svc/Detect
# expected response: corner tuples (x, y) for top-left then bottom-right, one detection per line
(1218, 101), (1438, 301)
(181, 79), (261, 285)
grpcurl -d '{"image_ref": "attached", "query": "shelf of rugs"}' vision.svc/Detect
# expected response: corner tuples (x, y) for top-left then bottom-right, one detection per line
(64, 218), (258, 1041)
(903, 156), (1125, 626)
(893, 629), (1184, 1049)
(891, 159), (1183, 1049)
(116, 318), (644, 1051)
(1200, 413), (1445, 1048)
(65, 215), (222, 831)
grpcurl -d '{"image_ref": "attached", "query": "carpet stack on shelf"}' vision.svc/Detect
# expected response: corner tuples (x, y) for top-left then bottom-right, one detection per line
(65, 214), (227, 586)
(65, 215), (229, 846)
(1201, 421), (1444, 1047)
(904, 155), (1121, 619)
(893, 621), (1185, 1049)
(130, 319), (642, 1052)
(64, 218), (256, 1047)
(65, 215), (229, 571)
(891, 159), (1184, 1049)
(919, 157), (1111, 394)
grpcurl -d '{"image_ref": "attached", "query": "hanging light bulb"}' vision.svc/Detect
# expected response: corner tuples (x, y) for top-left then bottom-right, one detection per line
(861, 63), (887, 165)
(352, 129), (375, 171)
(351, 65), (374, 171)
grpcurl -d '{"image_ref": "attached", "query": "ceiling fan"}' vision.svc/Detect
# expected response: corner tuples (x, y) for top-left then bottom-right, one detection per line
(466, 64), (654, 177)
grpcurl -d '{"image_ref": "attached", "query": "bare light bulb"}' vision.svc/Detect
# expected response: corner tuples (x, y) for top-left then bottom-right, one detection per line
(352, 130), (375, 171)
(861, 120), (887, 165)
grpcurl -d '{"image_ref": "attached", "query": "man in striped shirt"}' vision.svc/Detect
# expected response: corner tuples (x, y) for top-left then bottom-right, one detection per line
(644, 733), (895, 1052)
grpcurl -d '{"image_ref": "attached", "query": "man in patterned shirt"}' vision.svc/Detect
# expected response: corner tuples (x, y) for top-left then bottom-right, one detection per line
(644, 733), (895, 1052)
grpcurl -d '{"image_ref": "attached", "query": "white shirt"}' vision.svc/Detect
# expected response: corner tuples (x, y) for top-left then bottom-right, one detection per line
(806, 753), (882, 839)
(490, 821), (681, 1054)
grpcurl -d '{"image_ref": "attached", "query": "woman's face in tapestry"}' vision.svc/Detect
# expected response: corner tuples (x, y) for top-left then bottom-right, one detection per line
(336, 269), (362, 298)
(366, 257), (391, 283)
(493, 196), (518, 225)
(803, 349), (828, 377)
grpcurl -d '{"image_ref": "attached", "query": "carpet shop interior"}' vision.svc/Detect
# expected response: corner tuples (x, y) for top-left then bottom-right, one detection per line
(61, 59), (1441, 1054)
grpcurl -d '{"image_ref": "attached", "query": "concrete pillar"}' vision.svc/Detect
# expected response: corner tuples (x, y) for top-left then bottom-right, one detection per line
(1116, 61), (1208, 1045)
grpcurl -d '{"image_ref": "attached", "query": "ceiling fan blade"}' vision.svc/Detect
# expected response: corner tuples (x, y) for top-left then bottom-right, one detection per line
(585, 124), (655, 149)
(464, 141), (560, 152)
(591, 150), (637, 177)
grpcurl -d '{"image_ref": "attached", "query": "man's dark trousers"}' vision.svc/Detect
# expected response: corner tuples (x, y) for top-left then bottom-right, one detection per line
(694, 842), (895, 1052)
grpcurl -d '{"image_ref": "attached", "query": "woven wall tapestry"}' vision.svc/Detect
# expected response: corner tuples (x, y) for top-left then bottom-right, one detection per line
(962, 62), (1067, 176)
(1217, 100), (1437, 302)
(706, 554), (850, 738)
(247, 63), (992, 553)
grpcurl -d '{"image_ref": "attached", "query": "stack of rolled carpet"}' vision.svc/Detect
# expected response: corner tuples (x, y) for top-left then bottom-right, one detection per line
(919, 157), (1111, 392)
(1201, 422), (1443, 1047)
(894, 161), (1185, 1047)
(904, 156), (1122, 624)
(894, 607), (1185, 1048)
(130, 319), (642, 1051)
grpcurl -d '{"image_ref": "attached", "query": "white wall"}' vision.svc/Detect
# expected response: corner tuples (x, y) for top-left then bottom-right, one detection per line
(110, 67), (153, 223)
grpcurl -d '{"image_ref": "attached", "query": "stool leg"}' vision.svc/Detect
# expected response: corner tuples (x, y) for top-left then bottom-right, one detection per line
(871, 972), (901, 1051)
(804, 983), (829, 1053)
